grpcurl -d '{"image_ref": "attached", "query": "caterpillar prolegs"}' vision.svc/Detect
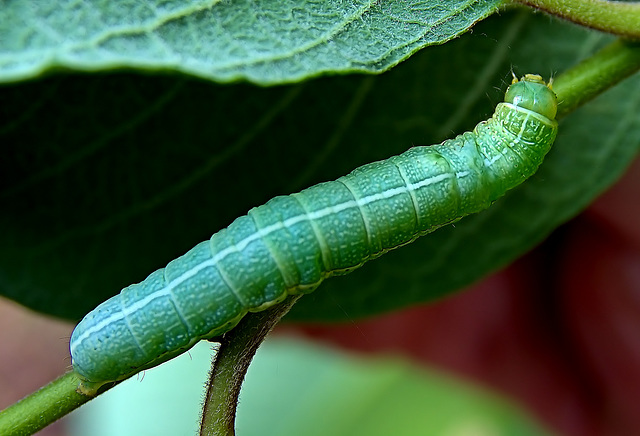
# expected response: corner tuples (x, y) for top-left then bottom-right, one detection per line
(70, 74), (558, 393)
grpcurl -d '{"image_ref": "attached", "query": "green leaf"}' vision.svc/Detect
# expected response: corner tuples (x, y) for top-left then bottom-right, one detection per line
(0, 0), (501, 85)
(0, 11), (638, 323)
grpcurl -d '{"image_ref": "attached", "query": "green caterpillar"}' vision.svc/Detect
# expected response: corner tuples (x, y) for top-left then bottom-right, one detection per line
(70, 74), (558, 394)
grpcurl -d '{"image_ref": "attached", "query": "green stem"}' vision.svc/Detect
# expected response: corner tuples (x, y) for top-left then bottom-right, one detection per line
(199, 295), (303, 436)
(554, 39), (640, 118)
(507, 0), (640, 39)
(0, 371), (95, 436)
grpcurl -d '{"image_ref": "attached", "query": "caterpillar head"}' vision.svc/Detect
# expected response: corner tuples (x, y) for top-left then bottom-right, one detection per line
(505, 74), (557, 120)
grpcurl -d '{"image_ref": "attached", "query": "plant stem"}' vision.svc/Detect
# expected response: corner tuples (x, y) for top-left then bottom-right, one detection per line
(553, 39), (640, 118)
(199, 295), (303, 436)
(0, 371), (95, 436)
(508, 0), (640, 39)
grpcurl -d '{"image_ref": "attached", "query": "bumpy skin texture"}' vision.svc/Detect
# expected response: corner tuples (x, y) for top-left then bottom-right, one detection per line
(70, 75), (558, 392)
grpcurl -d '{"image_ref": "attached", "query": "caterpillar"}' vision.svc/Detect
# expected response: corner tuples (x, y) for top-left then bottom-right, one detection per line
(70, 74), (558, 394)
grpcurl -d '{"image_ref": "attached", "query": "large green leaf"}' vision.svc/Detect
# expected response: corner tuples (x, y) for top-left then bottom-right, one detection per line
(0, 10), (638, 323)
(0, 0), (500, 85)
